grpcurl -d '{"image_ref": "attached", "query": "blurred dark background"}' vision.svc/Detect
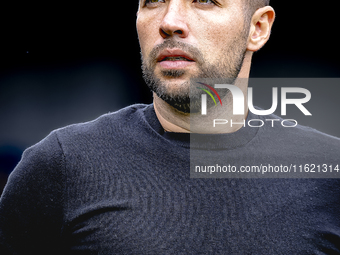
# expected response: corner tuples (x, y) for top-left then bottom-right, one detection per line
(1, 1), (339, 194)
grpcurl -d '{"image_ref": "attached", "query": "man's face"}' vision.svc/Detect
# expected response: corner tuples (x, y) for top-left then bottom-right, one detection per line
(137, 0), (249, 112)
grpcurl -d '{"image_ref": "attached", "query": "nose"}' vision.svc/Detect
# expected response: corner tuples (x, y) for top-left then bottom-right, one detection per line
(159, 2), (189, 39)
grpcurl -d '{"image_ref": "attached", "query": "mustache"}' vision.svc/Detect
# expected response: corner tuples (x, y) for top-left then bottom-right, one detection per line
(146, 39), (205, 67)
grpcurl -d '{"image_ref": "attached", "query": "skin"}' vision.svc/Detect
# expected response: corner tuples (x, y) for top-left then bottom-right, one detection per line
(137, 0), (275, 133)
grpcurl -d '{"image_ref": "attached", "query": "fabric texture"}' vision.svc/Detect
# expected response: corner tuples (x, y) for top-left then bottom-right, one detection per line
(0, 104), (340, 254)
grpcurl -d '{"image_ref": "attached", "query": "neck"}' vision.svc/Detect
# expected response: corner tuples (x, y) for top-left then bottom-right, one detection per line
(154, 99), (190, 133)
(154, 51), (252, 134)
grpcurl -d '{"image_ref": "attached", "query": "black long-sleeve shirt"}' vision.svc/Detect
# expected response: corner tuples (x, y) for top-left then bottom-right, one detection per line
(1, 104), (340, 254)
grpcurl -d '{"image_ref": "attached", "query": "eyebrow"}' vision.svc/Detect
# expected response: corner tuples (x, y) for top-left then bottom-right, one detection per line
(138, 0), (225, 6)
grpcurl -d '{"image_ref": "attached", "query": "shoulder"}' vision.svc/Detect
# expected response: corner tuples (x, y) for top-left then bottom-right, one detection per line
(56, 104), (149, 137)
(0, 123), (66, 254)
(37, 104), (153, 175)
(4, 104), (151, 187)
(255, 113), (340, 161)
(53, 104), (150, 147)
(292, 124), (340, 145)
(277, 117), (339, 146)
(4, 131), (64, 189)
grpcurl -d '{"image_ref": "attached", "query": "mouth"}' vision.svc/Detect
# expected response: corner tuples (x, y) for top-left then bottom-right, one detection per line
(157, 49), (196, 70)
(158, 56), (194, 62)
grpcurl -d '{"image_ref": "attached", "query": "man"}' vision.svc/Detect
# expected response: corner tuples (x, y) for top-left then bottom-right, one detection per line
(1, 0), (340, 254)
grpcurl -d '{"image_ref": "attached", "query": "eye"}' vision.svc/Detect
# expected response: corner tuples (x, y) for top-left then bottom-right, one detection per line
(193, 0), (221, 7)
(144, 0), (165, 7)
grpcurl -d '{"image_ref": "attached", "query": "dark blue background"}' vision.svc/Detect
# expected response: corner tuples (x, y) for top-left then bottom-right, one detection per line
(1, 2), (339, 193)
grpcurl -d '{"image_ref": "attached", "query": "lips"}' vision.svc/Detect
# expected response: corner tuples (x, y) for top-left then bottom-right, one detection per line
(157, 49), (195, 69)
(160, 56), (193, 61)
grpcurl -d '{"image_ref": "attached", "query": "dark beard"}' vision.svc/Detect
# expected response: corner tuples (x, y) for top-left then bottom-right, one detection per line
(141, 39), (247, 113)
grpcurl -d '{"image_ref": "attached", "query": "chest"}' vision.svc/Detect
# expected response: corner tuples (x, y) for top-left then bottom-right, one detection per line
(62, 177), (340, 254)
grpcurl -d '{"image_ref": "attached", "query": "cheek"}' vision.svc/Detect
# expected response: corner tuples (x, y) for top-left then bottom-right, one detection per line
(188, 5), (245, 59)
(137, 15), (161, 56)
(136, 18), (148, 55)
(195, 18), (244, 62)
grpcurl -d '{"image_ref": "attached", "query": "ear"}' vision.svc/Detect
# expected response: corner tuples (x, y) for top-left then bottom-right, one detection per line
(247, 6), (275, 52)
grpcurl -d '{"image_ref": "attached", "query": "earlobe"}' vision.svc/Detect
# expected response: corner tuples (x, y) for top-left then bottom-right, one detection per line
(247, 6), (275, 52)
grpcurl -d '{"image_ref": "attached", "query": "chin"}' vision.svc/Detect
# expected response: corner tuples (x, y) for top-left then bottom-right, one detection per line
(162, 78), (190, 88)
